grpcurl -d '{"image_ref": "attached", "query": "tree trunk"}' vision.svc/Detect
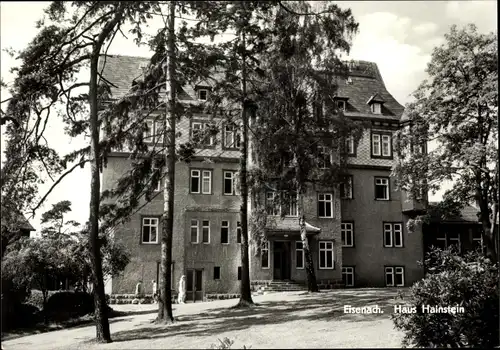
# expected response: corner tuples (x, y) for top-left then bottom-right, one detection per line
(157, 0), (176, 324)
(237, 31), (254, 308)
(474, 169), (498, 263)
(297, 178), (319, 292)
(88, 52), (112, 343)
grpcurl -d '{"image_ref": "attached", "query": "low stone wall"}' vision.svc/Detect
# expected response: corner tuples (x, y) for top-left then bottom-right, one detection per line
(109, 293), (178, 305)
(204, 293), (241, 302)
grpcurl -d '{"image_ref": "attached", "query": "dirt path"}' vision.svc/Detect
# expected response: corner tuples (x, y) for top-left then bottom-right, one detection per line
(2, 289), (406, 349)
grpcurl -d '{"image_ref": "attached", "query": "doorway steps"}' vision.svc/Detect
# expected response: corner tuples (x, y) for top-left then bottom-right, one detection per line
(252, 280), (308, 295)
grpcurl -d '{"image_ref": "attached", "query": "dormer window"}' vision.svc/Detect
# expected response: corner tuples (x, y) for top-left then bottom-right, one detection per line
(371, 103), (381, 114)
(336, 100), (346, 112)
(367, 93), (385, 115)
(198, 89), (208, 101)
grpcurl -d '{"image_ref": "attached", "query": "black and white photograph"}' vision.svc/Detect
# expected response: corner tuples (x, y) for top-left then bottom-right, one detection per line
(0, 1), (498, 348)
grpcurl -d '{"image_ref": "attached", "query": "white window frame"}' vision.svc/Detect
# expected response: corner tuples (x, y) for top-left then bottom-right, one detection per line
(198, 88), (209, 101)
(154, 120), (164, 144)
(202, 170), (212, 194)
(340, 176), (353, 199)
(190, 169), (201, 193)
(144, 120), (154, 143)
(375, 177), (390, 200)
(190, 219), (199, 244)
(371, 134), (381, 156)
(191, 121), (214, 146)
(266, 192), (279, 216)
(345, 136), (355, 155)
(472, 231), (483, 250)
(236, 221), (241, 244)
(261, 241), (270, 269)
(295, 241), (305, 269)
(342, 266), (355, 287)
(385, 266), (405, 287)
(318, 193), (334, 218)
(384, 223), (403, 248)
(152, 162), (161, 192)
(371, 102), (381, 114)
(202, 220), (210, 244)
(142, 217), (159, 244)
(224, 124), (241, 149)
(284, 193), (298, 217)
(381, 135), (391, 157)
(436, 231), (447, 249)
(447, 232), (461, 251)
(341, 222), (354, 247)
(221, 220), (229, 244)
(318, 146), (332, 169)
(223, 171), (238, 196)
(319, 241), (334, 269)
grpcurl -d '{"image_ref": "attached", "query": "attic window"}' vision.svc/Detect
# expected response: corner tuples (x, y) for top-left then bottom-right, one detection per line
(198, 89), (208, 101)
(371, 103), (381, 114)
(336, 100), (346, 112)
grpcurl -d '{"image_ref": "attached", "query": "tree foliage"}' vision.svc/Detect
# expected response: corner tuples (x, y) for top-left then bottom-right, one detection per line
(249, 1), (361, 291)
(392, 247), (499, 348)
(394, 24), (498, 261)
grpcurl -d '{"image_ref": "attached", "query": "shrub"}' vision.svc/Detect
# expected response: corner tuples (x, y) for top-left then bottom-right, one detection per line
(391, 248), (499, 348)
(45, 291), (94, 321)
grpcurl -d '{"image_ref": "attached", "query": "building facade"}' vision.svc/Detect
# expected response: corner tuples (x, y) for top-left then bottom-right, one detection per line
(100, 55), (425, 297)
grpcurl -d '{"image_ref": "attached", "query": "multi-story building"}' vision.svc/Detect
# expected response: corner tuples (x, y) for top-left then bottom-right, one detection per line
(100, 55), (425, 298)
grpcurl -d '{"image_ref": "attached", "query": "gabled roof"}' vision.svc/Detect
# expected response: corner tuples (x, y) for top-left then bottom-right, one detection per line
(1, 212), (36, 231)
(428, 202), (481, 223)
(366, 93), (385, 104)
(98, 55), (405, 121)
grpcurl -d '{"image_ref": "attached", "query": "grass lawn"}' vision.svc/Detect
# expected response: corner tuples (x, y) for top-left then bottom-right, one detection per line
(2, 288), (407, 349)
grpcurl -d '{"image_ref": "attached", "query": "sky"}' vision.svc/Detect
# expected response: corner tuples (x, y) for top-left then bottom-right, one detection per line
(0, 1), (498, 231)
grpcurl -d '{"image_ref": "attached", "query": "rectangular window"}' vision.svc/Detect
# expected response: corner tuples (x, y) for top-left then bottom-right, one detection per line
(198, 89), (208, 101)
(384, 223), (403, 248)
(236, 221), (241, 244)
(190, 169), (211, 194)
(375, 177), (390, 200)
(154, 120), (164, 144)
(295, 241), (305, 269)
(214, 266), (220, 280)
(381, 135), (391, 157)
(340, 176), (353, 199)
(190, 170), (200, 193)
(224, 124), (241, 149)
(318, 193), (333, 218)
(371, 102), (381, 114)
(284, 193), (298, 217)
(202, 220), (210, 244)
(345, 136), (355, 155)
(318, 146), (332, 169)
(341, 222), (354, 247)
(342, 266), (355, 287)
(372, 132), (392, 158)
(191, 122), (214, 147)
(336, 100), (346, 112)
(144, 120), (154, 143)
(190, 219), (199, 244)
(142, 218), (159, 244)
(261, 241), (270, 269)
(152, 161), (161, 192)
(472, 231), (483, 251)
(202, 170), (212, 194)
(447, 232), (460, 252)
(319, 241), (334, 269)
(221, 220), (229, 244)
(385, 267), (405, 287)
(266, 192), (279, 216)
(223, 171), (238, 195)
(372, 134), (381, 156)
(435, 231), (447, 250)
(237, 266), (242, 280)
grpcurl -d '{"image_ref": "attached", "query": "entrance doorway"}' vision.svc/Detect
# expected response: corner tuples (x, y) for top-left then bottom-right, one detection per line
(273, 241), (291, 280)
(186, 269), (203, 302)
